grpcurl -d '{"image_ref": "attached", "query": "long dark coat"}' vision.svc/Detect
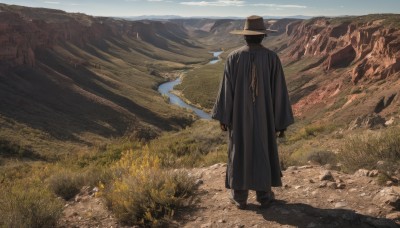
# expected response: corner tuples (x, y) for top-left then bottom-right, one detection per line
(212, 44), (294, 191)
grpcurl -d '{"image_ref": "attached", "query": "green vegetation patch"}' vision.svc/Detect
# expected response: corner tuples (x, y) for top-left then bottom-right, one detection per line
(104, 148), (196, 226)
(0, 182), (63, 228)
(339, 127), (400, 173)
(176, 62), (224, 110)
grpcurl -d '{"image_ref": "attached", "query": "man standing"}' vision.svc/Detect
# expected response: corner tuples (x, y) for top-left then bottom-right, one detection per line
(212, 15), (294, 209)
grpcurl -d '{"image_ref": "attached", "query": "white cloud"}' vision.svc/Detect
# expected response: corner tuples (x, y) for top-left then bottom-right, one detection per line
(252, 3), (307, 9)
(44, 1), (61, 4)
(180, 0), (245, 7)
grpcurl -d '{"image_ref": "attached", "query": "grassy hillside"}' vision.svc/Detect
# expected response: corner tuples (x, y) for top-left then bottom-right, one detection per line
(0, 4), (213, 158)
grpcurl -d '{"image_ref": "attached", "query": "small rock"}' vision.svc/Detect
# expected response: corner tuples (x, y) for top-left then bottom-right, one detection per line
(200, 223), (212, 228)
(319, 181), (328, 188)
(299, 165), (313, 169)
(386, 181), (394, 186)
(295, 185), (302, 189)
(210, 163), (223, 169)
(283, 184), (290, 189)
(355, 169), (370, 177)
(368, 170), (380, 177)
(393, 186), (400, 195)
(377, 160), (386, 167)
(195, 179), (204, 186)
(336, 183), (346, 189)
(386, 212), (400, 220)
(320, 171), (335, 181)
(349, 188), (358, 192)
(385, 117), (395, 126)
(327, 182), (337, 189)
(366, 207), (380, 216)
(286, 166), (298, 171)
(373, 187), (400, 210)
(309, 179), (315, 184)
(311, 190), (319, 196)
(218, 219), (226, 223)
(334, 202), (348, 209)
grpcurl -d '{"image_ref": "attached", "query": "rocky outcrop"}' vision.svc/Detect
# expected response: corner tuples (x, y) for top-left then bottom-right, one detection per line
(285, 15), (400, 84)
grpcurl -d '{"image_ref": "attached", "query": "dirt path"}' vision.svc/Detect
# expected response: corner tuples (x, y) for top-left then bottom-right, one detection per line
(58, 164), (400, 228)
(181, 163), (400, 228)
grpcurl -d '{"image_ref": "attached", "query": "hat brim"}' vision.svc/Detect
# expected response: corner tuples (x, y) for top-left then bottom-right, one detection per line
(230, 29), (277, 35)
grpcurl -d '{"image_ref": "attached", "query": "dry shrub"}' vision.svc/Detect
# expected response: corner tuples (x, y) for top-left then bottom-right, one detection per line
(104, 147), (195, 226)
(48, 170), (83, 200)
(307, 151), (337, 165)
(0, 183), (63, 228)
(339, 127), (400, 173)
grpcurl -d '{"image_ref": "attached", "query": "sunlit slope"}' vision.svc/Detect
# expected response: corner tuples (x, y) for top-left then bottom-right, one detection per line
(0, 4), (210, 155)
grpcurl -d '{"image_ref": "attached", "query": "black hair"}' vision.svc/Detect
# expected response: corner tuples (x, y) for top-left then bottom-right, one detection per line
(244, 34), (266, 44)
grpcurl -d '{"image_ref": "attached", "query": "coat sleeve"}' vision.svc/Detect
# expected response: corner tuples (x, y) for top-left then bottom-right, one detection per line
(271, 55), (294, 131)
(211, 58), (234, 126)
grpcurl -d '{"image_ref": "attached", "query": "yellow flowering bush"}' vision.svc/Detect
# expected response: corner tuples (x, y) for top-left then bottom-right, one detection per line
(104, 146), (195, 226)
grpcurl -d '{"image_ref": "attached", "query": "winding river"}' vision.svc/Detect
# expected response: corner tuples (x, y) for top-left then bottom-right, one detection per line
(158, 51), (223, 119)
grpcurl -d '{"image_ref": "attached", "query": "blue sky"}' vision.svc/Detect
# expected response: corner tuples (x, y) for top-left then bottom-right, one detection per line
(2, 0), (400, 17)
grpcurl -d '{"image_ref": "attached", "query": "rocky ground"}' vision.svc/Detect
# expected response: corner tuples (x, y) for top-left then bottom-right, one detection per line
(58, 163), (400, 228)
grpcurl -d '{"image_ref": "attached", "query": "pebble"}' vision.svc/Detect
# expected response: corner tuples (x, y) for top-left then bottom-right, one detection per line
(336, 183), (346, 189)
(320, 171), (335, 181)
(368, 170), (379, 177)
(286, 166), (298, 171)
(373, 187), (400, 210)
(218, 219), (226, 223)
(355, 169), (370, 177)
(386, 212), (400, 220)
(195, 179), (204, 186)
(327, 182), (337, 189)
(334, 202), (348, 209)
(319, 181), (328, 188)
(200, 223), (212, 228)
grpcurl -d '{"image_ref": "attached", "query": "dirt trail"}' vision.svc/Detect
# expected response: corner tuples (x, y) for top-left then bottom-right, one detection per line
(59, 164), (400, 228)
(181, 164), (400, 228)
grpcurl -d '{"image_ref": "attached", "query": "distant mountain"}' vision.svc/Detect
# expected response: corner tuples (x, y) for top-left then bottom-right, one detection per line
(121, 15), (312, 21)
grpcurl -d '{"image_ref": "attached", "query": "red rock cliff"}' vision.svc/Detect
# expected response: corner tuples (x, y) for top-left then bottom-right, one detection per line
(285, 16), (400, 84)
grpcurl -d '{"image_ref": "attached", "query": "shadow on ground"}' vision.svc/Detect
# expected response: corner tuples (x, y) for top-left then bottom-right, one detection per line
(246, 200), (398, 228)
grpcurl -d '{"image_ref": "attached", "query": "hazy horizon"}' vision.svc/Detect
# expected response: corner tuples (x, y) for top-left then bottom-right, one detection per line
(1, 0), (400, 18)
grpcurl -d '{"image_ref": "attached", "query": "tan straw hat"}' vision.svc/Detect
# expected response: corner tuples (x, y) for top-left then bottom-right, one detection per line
(230, 15), (277, 35)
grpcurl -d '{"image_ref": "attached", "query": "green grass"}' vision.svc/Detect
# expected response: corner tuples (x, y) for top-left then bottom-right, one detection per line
(175, 62), (224, 110)
(338, 127), (400, 173)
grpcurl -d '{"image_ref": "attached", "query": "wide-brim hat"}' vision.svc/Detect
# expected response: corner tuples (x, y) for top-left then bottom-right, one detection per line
(230, 15), (277, 35)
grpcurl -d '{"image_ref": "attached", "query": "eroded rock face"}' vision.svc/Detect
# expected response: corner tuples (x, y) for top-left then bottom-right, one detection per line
(286, 17), (400, 84)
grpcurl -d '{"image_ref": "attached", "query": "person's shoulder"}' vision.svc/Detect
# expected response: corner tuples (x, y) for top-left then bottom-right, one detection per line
(261, 47), (282, 63)
(227, 46), (248, 60)
(262, 47), (279, 57)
